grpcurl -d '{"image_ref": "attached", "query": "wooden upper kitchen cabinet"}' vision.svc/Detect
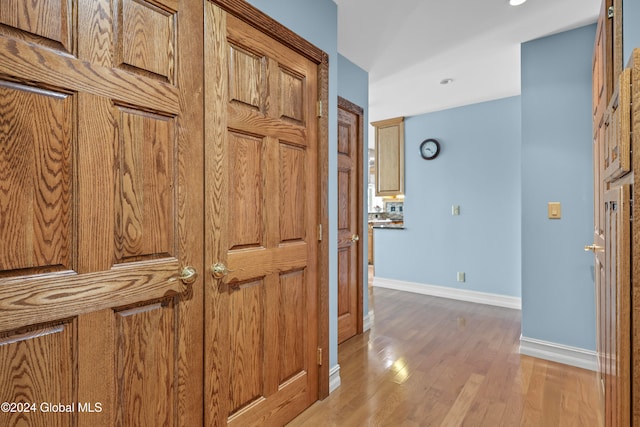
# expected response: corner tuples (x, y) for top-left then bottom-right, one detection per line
(372, 117), (404, 196)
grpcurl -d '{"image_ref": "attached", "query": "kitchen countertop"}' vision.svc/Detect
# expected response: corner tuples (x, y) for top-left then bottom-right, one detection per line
(370, 220), (404, 229)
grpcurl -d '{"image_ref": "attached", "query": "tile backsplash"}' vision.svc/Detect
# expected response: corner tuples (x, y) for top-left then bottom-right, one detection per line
(384, 201), (403, 214)
(368, 201), (404, 221)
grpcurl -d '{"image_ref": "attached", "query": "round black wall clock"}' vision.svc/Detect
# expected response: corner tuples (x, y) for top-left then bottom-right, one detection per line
(419, 138), (440, 160)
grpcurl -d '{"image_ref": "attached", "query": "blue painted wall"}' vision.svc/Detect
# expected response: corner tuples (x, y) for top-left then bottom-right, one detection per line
(246, 0), (341, 368)
(245, 0), (597, 367)
(375, 97), (522, 298)
(337, 54), (370, 320)
(624, 0), (640, 64)
(521, 24), (596, 350)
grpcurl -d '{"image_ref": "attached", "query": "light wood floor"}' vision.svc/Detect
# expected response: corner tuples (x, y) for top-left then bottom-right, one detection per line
(289, 271), (603, 426)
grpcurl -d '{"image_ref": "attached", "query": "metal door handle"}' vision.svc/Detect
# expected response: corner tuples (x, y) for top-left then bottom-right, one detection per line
(179, 266), (198, 284)
(351, 234), (360, 242)
(211, 262), (232, 279)
(584, 244), (603, 252)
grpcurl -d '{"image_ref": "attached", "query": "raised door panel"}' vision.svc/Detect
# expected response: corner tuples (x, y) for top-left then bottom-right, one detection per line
(116, 0), (176, 81)
(0, 0), (203, 425)
(205, 5), (319, 426)
(0, 82), (72, 275)
(227, 131), (264, 249)
(337, 247), (354, 321)
(115, 301), (177, 426)
(593, 10), (604, 122)
(0, 0), (72, 51)
(0, 322), (74, 426)
(278, 67), (305, 125)
(278, 269), (306, 384)
(279, 144), (307, 242)
(228, 278), (266, 414)
(115, 107), (177, 262)
(603, 68), (631, 181)
(593, 0), (609, 125)
(228, 45), (264, 111)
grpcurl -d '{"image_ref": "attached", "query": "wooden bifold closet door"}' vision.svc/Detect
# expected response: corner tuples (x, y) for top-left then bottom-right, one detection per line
(0, 0), (203, 425)
(0, 1), (327, 426)
(591, 1), (634, 425)
(337, 97), (363, 345)
(204, 2), (326, 425)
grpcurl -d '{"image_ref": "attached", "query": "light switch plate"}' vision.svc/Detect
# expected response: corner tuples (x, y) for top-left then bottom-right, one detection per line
(548, 202), (561, 219)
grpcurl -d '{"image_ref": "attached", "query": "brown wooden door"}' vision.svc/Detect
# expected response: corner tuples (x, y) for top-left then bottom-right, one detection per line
(0, 1), (203, 426)
(337, 98), (363, 344)
(592, 0), (610, 403)
(602, 185), (631, 427)
(591, 2), (632, 424)
(204, 4), (320, 426)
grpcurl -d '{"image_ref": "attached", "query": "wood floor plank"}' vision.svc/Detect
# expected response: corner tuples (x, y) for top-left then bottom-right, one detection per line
(288, 274), (603, 426)
(440, 373), (485, 426)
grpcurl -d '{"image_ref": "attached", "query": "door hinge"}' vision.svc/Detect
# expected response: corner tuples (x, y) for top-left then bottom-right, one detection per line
(608, 6), (614, 19)
(318, 224), (323, 241)
(316, 100), (323, 118)
(317, 347), (323, 365)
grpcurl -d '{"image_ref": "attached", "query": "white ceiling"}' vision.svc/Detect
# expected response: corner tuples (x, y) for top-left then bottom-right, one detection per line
(335, 0), (601, 122)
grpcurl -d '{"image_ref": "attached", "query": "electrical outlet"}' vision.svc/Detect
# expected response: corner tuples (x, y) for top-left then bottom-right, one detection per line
(452, 205), (460, 216)
(457, 272), (465, 282)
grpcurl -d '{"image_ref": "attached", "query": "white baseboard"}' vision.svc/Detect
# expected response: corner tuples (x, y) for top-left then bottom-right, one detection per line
(373, 277), (521, 310)
(363, 310), (374, 332)
(519, 336), (598, 371)
(329, 364), (341, 393)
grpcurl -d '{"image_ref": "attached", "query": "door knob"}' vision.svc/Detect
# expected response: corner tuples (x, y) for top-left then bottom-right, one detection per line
(584, 244), (603, 252)
(351, 234), (360, 242)
(179, 266), (198, 284)
(211, 262), (230, 279)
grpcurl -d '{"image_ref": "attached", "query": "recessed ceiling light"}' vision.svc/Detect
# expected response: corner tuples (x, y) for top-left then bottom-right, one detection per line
(509, 0), (527, 5)
(440, 78), (454, 85)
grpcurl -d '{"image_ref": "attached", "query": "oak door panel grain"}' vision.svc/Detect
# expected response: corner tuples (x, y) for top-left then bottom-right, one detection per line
(278, 67), (305, 125)
(228, 44), (264, 111)
(278, 269), (306, 384)
(205, 4), (319, 425)
(603, 69), (631, 181)
(115, 301), (176, 426)
(0, 81), (72, 275)
(115, 107), (176, 262)
(279, 143), (306, 242)
(0, 0), (72, 52)
(116, 0), (176, 81)
(0, 322), (74, 427)
(228, 279), (266, 414)
(228, 131), (264, 250)
(0, 0), (203, 425)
